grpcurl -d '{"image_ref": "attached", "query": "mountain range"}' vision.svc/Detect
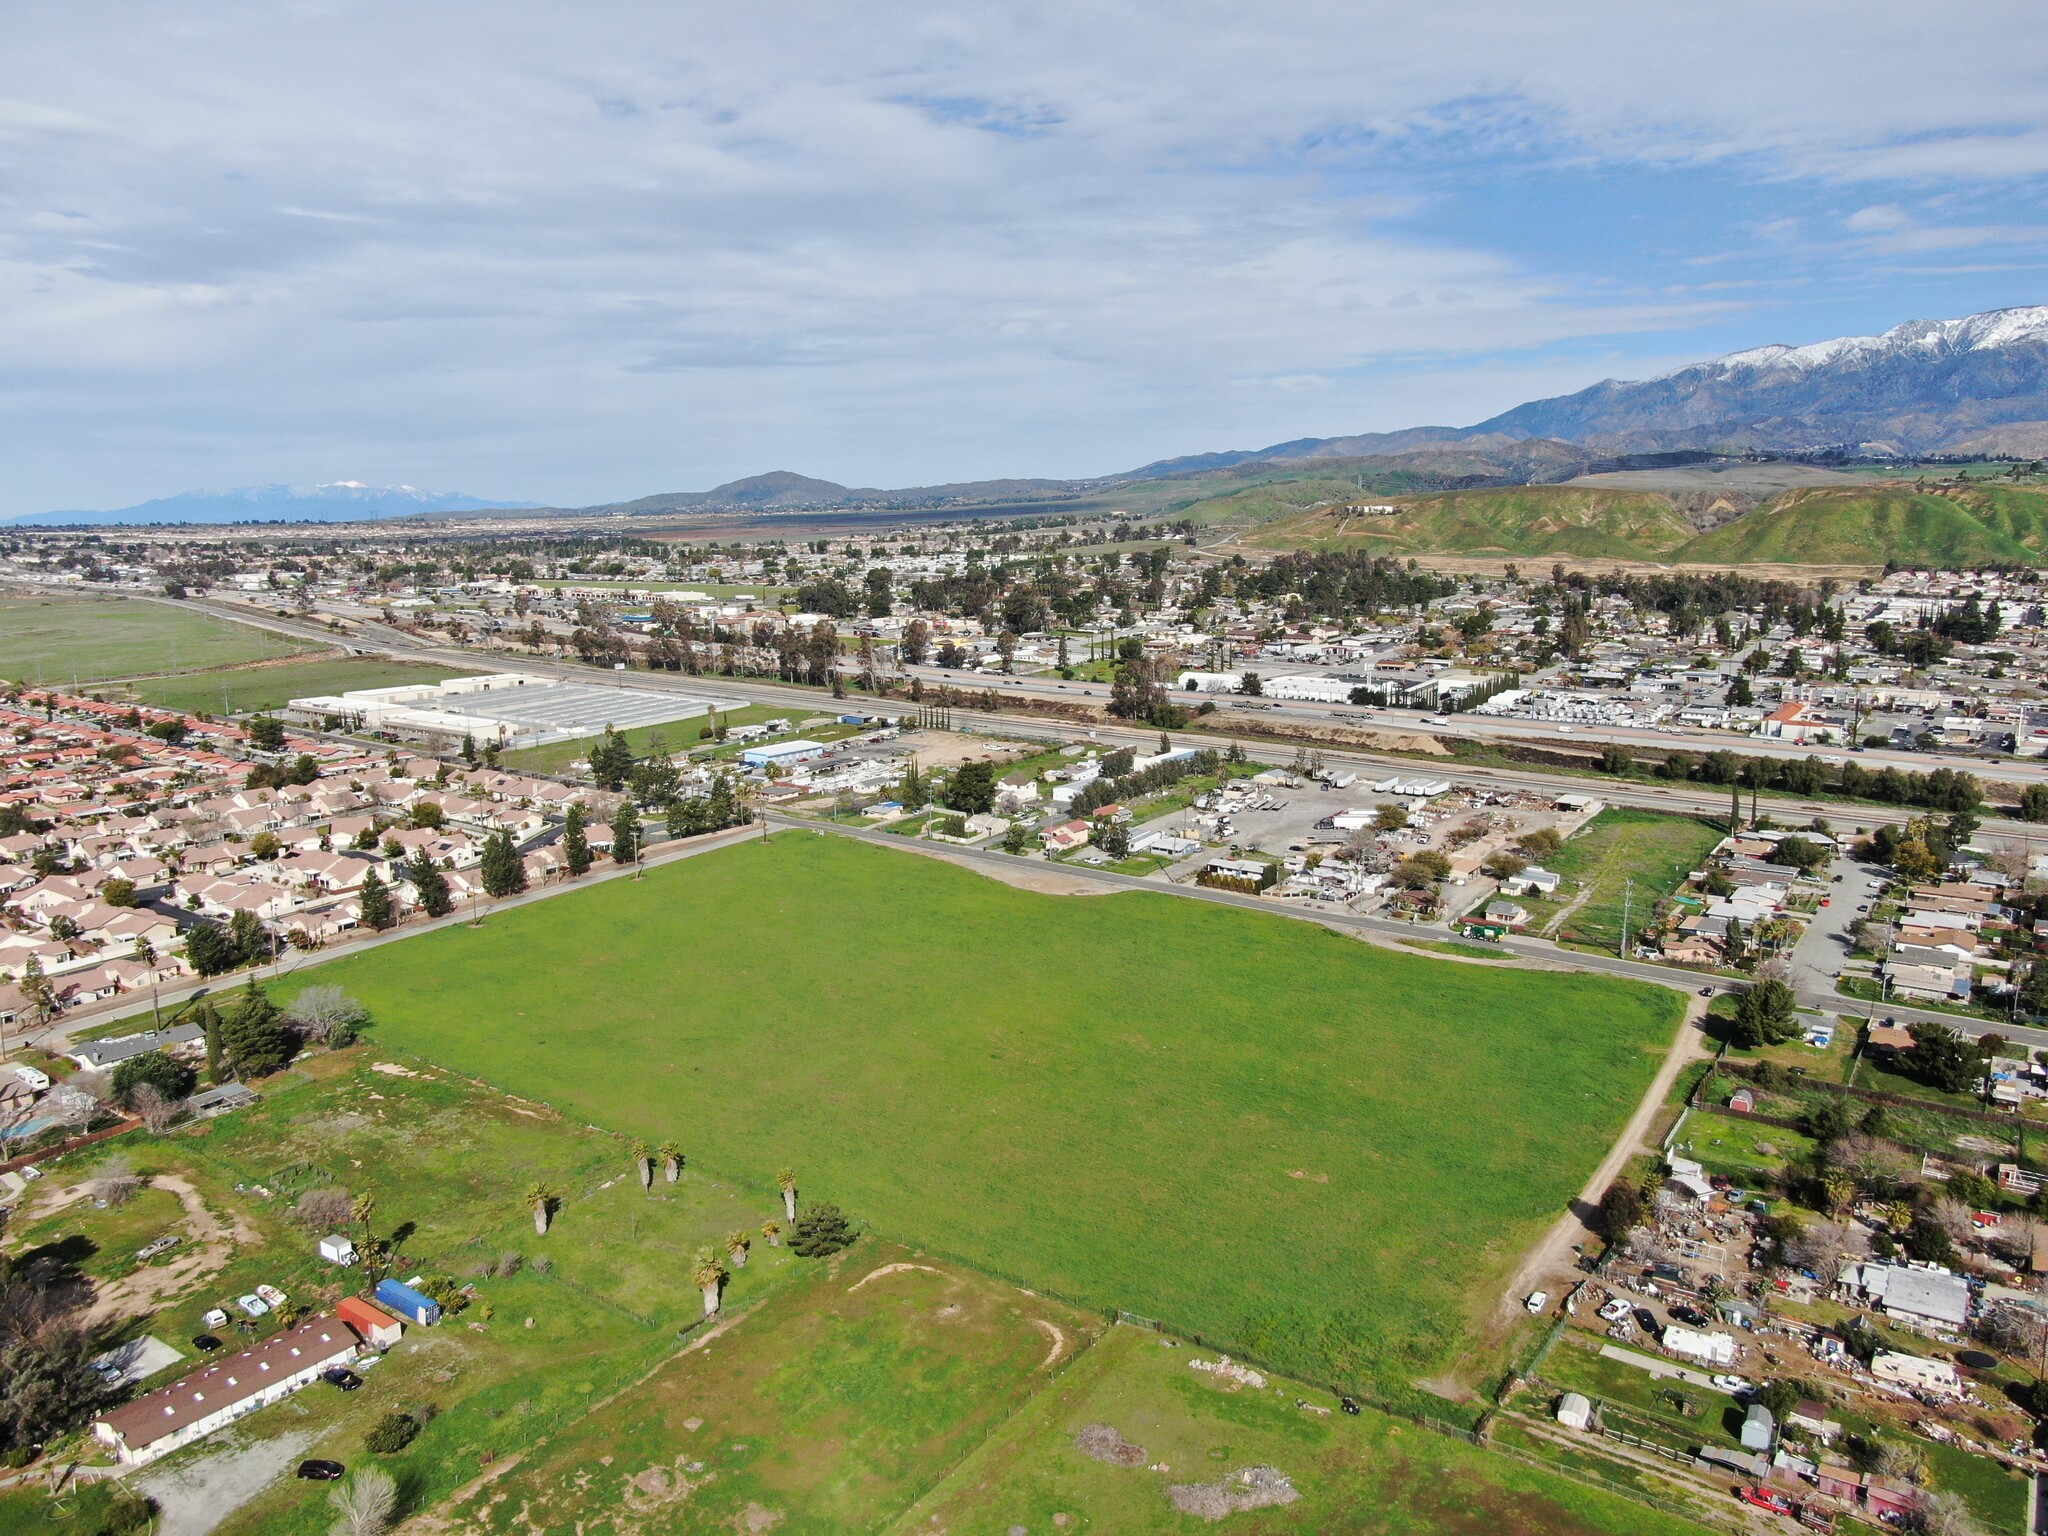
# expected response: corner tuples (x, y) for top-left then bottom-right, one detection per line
(13, 306), (2048, 539)
(8, 481), (539, 527)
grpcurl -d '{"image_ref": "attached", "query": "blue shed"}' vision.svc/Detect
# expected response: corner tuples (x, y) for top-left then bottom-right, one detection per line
(374, 1277), (441, 1326)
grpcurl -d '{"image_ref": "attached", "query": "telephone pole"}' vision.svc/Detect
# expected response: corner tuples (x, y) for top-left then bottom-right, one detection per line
(1620, 877), (1634, 959)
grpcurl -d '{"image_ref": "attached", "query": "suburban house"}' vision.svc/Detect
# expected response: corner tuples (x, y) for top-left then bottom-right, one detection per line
(92, 1316), (360, 1465)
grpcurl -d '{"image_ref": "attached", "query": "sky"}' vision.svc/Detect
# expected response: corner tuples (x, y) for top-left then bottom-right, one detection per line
(4, 2), (2048, 514)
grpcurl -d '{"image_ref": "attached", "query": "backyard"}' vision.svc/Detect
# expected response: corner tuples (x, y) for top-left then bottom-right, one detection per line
(289, 831), (1685, 1406)
(1534, 809), (1725, 955)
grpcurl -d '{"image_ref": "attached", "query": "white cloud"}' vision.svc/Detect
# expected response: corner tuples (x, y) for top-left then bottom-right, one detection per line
(0, 1), (2045, 510)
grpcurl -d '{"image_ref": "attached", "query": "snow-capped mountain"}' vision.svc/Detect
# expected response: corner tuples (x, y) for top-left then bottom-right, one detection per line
(10, 481), (538, 526)
(1465, 306), (2048, 456)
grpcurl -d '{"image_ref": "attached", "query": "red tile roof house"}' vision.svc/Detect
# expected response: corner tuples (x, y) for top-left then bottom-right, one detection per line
(92, 1315), (359, 1465)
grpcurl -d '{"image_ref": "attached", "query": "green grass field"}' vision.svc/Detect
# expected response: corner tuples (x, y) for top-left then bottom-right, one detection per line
(500, 702), (795, 775)
(289, 833), (1683, 1402)
(456, 1238), (1100, 1534)
(123, 656), (475, 716)
(899, 1323), (1721, 1535)
(0, 595), (309, 685)
(1247, 487), (1698, 559)
(1543, 809), (1724, 954)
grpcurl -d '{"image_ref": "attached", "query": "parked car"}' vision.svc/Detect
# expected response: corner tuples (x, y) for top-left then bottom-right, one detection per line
(297, 1460), (346, 1481)
(1597, 1299), (1632, 1323)
(191, 1334), (223, 1353)
(255, 1284), (288, 1307)
(321, 1367), (362, 1391)
(1740, 1487), (1792, 1515)
(236, 1293), (270, 1317)
(1711, 1374), (1754, 1394)
(1670, 1304), (1711, 1327)
(202, 1308), (228, 1330)
(1525, 1291), (1549, 1314)
(1634, 1308), (1659, 1333)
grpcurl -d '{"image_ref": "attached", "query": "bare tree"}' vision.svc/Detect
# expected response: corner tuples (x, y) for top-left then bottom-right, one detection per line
(286, 985), (368, 1043)
(1785, 1219), (1867, 1287)
(1827, 1134), (1917, 1197)
(128, 1082), (185, 1135)
(1912, 1488), (1982, 1536)
(327, 1464), (397, 1536)
(1977, 1301), (2048, 1364)
(45, 1085), (98, 1133)
(1922, 1195), (1973, 1245)
(1990, 1211), (2041, 1269)
(93, 1158), (144, 1206)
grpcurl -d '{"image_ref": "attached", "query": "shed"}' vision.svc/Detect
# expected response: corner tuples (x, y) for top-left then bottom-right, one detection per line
(1741, 1402), (1776, 1452)
(336, 1296), (403, 1349)
(1555, 1392), (1593, 1431)
(373, 1276), (441, 1326)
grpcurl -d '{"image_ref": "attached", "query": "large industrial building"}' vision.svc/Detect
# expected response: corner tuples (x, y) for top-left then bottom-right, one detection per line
(284, 672), (719, 750)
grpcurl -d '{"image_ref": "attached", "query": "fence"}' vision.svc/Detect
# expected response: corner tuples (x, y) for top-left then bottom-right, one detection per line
(0, 1115), (142, 1175)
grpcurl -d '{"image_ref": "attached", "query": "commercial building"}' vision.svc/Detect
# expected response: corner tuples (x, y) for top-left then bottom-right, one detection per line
(285, 673), (717, 751)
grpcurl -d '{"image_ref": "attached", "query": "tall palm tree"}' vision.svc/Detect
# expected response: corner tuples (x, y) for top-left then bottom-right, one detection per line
(524, 1181), (557, 1236)
(350, 1193), (377, 1240)
(725, 1229), (750, 1269)
(761, 1219), (783, 1248)
(690, 1247), (728, 1316)
(658, 1141), (685, 1184)
(632, 1140), (653, 1191)
(777, 1167), (798, 1222)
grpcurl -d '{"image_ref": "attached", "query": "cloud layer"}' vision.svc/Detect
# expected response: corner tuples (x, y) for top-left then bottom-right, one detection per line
(3, 1), (2047, 511)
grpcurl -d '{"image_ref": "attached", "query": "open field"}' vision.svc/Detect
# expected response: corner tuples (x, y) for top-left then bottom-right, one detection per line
(454, 1238), (1099, 1534)
(1539, 808), (1725, 954)
(121, 655), (475, 716)
(498, 701), (793, 774)
(898, 1322), (1721, 1535)
(0, 594), (309, 685)
(292, 832), (1683, 1403)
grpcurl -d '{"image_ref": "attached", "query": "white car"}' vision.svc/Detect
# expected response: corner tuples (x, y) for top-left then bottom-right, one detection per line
(1525, 1291), (1550, 1314)
(236, 1293), (270, 1318)
(255, 1284), (288, 1307)
(203, 1308), (229, 1330)
(1597, 1299), (1632, 1322)
(1711, 1374), (1754, 1395)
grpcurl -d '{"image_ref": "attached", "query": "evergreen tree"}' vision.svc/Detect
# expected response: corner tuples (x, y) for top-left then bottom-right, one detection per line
(228, 908), (267, 966)
(218, 980), (294, 1079)
(183, 918), (239, 976)
(898, 759), (924, 809)
(358, 868), (394, 930)
(707, 773), (742, 828)
(404, 848), (453, 918)
(480, 830), (527, 897)
(200, 1002), (224, 1084)
(612, 810), (641, 865)
(562, 802), (592, 876)
(589, 727), (634, 790)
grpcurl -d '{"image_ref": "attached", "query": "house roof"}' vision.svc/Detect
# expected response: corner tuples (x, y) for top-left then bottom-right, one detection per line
(96, 1316), (357, 1451)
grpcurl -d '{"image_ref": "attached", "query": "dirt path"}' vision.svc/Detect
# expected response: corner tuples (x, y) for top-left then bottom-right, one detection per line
(1488, 997), (1709, 1333)
(848, 1261), (948, 1291)
(86, 1175), (257, 1323)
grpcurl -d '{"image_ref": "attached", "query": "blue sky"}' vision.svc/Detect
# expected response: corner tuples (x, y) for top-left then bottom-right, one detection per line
(2, 1), (2046, 513)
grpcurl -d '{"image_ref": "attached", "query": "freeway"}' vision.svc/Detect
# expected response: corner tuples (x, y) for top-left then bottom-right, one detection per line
(149, 590), (2047, 840)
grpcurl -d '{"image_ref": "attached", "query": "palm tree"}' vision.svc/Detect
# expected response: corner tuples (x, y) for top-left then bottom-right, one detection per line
(350, 1193), (377, 1240)
(777, 1167), (798, 1222)
(658, 1140), (685, 1184)
(632, 1140), (653, 1191)
(761, 1219), (782, 1248)
(524, 1181), (557, 1236)
(690, 1247), (728, 1316)
(725, 1229), (750, 1269)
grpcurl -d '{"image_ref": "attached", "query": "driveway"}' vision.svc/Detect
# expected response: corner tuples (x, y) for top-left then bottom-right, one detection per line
(136, 1428), (316, 1536)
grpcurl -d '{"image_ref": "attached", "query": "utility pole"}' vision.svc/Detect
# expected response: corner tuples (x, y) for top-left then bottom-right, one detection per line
(1620, 877), (1633, 959)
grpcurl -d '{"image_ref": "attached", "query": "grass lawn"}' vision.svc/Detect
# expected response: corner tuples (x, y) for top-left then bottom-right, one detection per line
(0, 595), (309, 686)
(1547, 810), (1725, 954)
(896, 1323), (1721, 1536)
(1674, 1108), (1816, 1181)
(123, 656), (475, 716)
(1404, 937), (1514, 961)
(454, 1236), (1101, 1535)
(290, 832), (1683, 1403)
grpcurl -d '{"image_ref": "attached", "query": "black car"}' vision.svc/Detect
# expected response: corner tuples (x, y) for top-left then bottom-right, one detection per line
(1339, 1396), (1360, 1416)
(321, 1367), (362, 1391)
(1634, 1308), (1659, 1333)
(191, 1334), (223, 1353)
(1670, 1305), (1711, 1327)
(297, 1460), (346, 1481)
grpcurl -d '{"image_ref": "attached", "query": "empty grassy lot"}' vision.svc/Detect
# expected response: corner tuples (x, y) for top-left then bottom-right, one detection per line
(456, 1238), (1099, 1534)
(498, 702), (791, 775)
(0, 594), (308, 685)
(898, 1323), (1721, 1536)
(295, 833), (1682, 1404)
(124, 655), (474, 716)
(1539, 808), (1724, 954)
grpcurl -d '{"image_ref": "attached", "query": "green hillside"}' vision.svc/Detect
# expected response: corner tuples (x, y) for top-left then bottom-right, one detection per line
(1247, 485), (1697, 558)
(1672, 486), (2048, 565)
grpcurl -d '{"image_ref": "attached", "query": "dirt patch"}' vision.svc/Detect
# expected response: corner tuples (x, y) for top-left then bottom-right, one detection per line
(1030, 1317), (1068, 1370)
(306, 1112), (370, 1136)
(1074, 1423), (1147, 1467)
(137, 1426), (316, 1536)
(1202, 712), (1453, 758)
(898, 730), (1035, 771)
(736, 1502), (784, 1533)
(1166, 1465), (1300, 1521)
(85, 1174), (255, 1323)
(914, 846), (1114, 896)
(621, 1459), (705, 1515)
(847, 1261), (947, 1292)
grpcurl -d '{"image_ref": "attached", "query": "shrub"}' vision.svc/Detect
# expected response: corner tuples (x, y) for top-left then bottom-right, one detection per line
(365, 1411), (420, 1454)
